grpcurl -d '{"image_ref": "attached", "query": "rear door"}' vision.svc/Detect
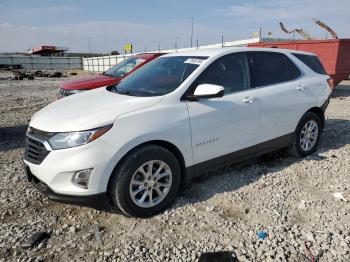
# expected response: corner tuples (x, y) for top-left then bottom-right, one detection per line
(249, 51), (315, 148)
(186, 53), (260, 166)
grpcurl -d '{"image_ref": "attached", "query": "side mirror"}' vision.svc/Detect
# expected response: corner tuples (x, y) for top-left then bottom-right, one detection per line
(187, 84), (224, 101)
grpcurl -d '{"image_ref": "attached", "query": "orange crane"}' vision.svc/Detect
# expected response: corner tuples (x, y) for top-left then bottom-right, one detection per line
(279, 22), (314, 40)
(313, 18), (339, 39)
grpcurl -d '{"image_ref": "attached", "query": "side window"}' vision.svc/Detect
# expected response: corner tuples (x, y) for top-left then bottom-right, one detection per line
(292, 53), (327, 75)
(284, 56), (302, 80)
(251, 52), (289, 87)
(196, 53), (250, 94)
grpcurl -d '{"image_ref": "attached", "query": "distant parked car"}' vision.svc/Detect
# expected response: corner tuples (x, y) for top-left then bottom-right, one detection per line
(58, 53), (165, 98)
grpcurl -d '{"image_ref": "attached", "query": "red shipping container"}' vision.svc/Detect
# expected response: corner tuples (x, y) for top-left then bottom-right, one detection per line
(248, 39), (350, 86)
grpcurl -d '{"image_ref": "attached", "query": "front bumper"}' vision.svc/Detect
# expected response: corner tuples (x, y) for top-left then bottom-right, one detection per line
(25, 164), (111, 209)
(23, 138), (117, 195)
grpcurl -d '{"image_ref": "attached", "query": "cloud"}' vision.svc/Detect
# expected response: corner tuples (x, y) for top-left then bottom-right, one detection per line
(220, 0), (350, 38)
(4, 4), (79, 16)
(0, 20), (245, 53)
(224, 0), (350, 20)
(1, 1), (349, 53)
(0, 22), (14, 28)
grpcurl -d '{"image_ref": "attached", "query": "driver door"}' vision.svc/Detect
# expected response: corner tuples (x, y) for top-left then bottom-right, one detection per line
(185, 53), (260, 168)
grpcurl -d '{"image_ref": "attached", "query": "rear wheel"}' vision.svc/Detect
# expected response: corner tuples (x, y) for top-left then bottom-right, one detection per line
(289, 112), (322, 157)
(109, 144), (181, 217)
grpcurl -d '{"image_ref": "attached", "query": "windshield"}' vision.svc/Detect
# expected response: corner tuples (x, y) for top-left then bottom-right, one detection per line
(111, 56), (207, 97)
(103, 57), (146, 77)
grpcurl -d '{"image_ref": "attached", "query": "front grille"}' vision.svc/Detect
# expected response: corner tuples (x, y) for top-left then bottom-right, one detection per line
(24, 137), (50, 164)
(58, 88), (71, 97)
(24, 128), (54, 165)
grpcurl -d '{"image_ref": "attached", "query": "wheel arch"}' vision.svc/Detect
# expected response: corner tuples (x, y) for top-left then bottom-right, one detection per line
(306, 107), (325, 129)
(289, 106), (325, 157)
(106, 140), (188, 192)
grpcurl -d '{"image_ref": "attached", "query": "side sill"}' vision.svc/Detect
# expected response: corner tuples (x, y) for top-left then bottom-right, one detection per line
(186, 133), (293, 179)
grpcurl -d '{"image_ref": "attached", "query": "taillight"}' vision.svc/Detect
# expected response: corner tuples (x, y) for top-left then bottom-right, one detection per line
(327, 78), (334, 89)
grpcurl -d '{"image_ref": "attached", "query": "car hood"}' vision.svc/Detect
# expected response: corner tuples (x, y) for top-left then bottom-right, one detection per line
(59, 74), (121, 90)
(30, 88), (162, 132)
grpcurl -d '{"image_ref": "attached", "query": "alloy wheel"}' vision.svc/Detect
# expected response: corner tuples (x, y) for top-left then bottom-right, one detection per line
(299, 120), (319, 151)
(129, 160), (172, 208)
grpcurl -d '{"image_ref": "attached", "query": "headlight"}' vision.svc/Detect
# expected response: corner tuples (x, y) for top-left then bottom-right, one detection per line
(48, 124), (113, 150)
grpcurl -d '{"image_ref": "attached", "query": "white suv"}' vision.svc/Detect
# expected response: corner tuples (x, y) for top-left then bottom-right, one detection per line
(24, 47), (332, 217)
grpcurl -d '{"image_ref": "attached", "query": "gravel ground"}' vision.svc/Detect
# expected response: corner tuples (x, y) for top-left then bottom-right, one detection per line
(0, 71), (349, 261)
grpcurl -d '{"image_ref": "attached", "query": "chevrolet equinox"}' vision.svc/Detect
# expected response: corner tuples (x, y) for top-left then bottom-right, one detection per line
(24, 47), (332, 217)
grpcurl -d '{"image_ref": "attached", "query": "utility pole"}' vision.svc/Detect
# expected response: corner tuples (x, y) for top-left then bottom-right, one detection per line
(196, 40), (199, 49)
(175, 36), (178, 51)
(259, 27), (262, 40)
(158, 44), (160, 53)
(221, 35), (224, 47)
(87, 37), (91, 54)
(190, 17), (194, 48)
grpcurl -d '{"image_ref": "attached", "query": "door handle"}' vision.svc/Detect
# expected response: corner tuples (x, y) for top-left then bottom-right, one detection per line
(242, 96), (256, 103)
(297, 85), (304, 91)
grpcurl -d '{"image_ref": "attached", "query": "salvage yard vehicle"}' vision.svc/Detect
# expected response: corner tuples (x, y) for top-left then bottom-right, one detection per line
(24, 47), (332, 217)
(58, 53), (164, 98)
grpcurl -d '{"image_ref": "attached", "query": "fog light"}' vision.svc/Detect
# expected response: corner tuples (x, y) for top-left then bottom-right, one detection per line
(72, 168), (93, 189)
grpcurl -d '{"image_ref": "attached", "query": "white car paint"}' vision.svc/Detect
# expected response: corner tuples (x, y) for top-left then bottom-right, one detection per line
(30, 87), (163, 132)
(187, 87), (259, 164)
(24, 47), (332, 197)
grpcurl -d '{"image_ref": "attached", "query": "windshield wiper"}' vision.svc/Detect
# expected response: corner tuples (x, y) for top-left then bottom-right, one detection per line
(112, 86), (162, 97)
(115, 88), (134, 96)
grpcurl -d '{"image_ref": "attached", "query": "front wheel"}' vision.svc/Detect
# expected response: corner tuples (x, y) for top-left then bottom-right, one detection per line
(109, 144), (181, 218)
(289, 112), (322, 157)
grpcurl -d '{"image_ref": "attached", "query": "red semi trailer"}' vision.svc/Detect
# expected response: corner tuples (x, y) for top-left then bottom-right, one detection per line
(248, 39), (350, 87)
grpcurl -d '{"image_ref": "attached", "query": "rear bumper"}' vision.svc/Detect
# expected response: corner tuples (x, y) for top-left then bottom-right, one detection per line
(24, 164), (111, 209)
(321, 97), (330, 112)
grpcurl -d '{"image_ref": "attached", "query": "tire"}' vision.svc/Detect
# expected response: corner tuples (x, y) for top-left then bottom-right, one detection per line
(289, 112), (322, 157)
(109, 144), (181, 218)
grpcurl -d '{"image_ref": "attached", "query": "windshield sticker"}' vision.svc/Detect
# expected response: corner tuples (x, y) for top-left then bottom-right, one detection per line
(184, 58), (206, 65)
(135, 59), (146, 65)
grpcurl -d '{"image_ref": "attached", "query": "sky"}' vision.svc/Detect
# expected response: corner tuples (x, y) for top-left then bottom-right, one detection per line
(1, 0), (350, 53)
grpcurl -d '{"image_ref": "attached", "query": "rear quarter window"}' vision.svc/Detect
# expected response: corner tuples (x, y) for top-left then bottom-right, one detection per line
(292, 53), (327, 75)
(284, 56), (302, 80)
